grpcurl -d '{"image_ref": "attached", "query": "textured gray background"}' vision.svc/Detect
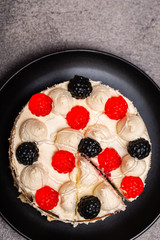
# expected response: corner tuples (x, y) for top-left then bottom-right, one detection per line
(0, 0), (160, 239)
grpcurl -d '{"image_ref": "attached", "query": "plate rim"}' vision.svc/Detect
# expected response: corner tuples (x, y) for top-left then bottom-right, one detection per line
(0, 49), (160, 93)
(0, 49), (160, 240)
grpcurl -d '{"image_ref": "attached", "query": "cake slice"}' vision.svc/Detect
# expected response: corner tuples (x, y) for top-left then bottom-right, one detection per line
(75, 156), (125, 223)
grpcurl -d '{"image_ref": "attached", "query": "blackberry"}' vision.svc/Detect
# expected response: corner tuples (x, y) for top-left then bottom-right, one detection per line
(127, 138), (151, 160)
(78, 137), (102, 158)
(77, 195), (101, 219)
(68, 75), (92, 99)
(16, 142), (39, 165)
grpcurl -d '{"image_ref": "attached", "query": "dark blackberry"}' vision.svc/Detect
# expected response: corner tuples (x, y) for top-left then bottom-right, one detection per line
(127, 138), (151, 160)
(78, 137), (102, 158)
(77, 195), (101, 219)
(68, 75), (92, 99)
(16, 142), (39, 165)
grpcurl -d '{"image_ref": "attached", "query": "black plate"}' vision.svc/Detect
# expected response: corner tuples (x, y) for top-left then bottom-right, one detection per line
(0, 50), (159, 240)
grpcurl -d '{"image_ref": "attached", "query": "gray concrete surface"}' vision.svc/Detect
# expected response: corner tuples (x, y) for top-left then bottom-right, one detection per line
(0, 0), (159, 239)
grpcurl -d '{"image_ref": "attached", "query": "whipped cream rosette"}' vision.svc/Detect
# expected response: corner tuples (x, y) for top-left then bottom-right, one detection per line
(78, 156), (101, 187)
(117, 114), (146, 141)
(20, 119), (48, 142)
(9, 75), (151, 225)
(49, 88), (73, 115)
(120, 154), (147, 177)
(59, 181), (77, 212)
(86, 85), (118, 111)
(85, 124), (114, 149)
(55, 128), (84, 153)
(20, 163), (47, 191)
(94, 182), (124, 211)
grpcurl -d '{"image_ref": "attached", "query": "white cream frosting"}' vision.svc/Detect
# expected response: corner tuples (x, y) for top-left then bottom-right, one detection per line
(94, 182), (122, 211)
(120, 154), (146, 177)
(55, 128), (84, 153)
(79, 157), (100, 187)
(59, 181), (77, 212)
(117, 114), (146, 141)
(19, 118), (48, 142)
(86, 85), (117, 111)
(85, 124), (114, 149)
(49, 88), (73, 115)
(20, 163), (47, 191)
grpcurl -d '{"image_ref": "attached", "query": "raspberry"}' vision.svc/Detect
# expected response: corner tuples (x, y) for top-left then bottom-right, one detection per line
(52, 150), (75, 174)
(28, 93), (53, 116)
(78, 137), (102, 158)
(16, 142), (39, 165)
(98, 148), (121, 172)
(105, 96), (128, 120)
(121, 176), (144, 199)
(127, 138), (151, 160)
(77, 195), (101, 219)
(68, 75), (92, 99)
(35, 186), (59, 210)
(66, 106), (89, 130)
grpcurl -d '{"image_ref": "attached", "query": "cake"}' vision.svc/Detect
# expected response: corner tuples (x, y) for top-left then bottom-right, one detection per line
(9, 75), (151, 226)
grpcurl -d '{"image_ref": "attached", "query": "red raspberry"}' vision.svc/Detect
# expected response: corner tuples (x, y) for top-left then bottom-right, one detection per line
(105, 96), (128, 120)
(28, 93), (53, 116)
(121, 176), (144, 199)
(35, 186), (59, 210)
(98, 148), (121, 172)
(66, 106), (89, 130)
(52, 150), (75, 174)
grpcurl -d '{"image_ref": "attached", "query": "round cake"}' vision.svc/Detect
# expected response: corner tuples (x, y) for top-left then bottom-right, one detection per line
(9, 75), (151, 226)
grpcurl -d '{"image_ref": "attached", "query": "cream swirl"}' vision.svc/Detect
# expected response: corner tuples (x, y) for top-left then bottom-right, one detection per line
(20, 164), (47, 191)
(117, 114), (146, 141)
(94, 182), (121, 211)
(59, 181), (77, 212)
(86, 85), (116, 111)
(79, 158), (99, 187)
(19, 119), (48, 142)
(85, 124), (114, 148)
(55, 128), (83, 153)
(49, 88), (73, 115)
(121, 154), (146, 176)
